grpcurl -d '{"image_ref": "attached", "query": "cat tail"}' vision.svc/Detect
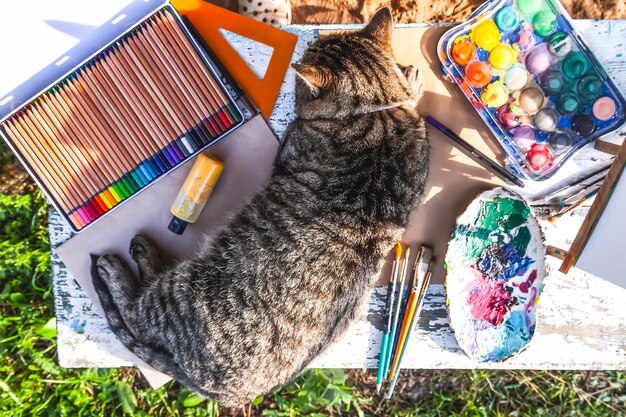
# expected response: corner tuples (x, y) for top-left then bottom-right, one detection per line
(90, 256), (217, 399)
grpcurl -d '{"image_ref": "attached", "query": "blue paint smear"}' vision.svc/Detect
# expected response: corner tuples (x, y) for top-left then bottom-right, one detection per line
(63, 304), (73, 316)
(70, 319), (87, 334)
(476, 242), (535, 281)
(475, 311), (532, 362)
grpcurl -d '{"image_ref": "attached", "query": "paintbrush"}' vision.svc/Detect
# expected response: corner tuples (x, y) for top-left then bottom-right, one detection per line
(540, 176), (605, 213)
(385, 245), (411, 379)
(533, 164), (610, 204)
(386, 246), (431, 383)
(386, 257), (434, 399)
(376, 242), (402, 394)
(559, 178), (603, 205)
(548, 188), (599, 222)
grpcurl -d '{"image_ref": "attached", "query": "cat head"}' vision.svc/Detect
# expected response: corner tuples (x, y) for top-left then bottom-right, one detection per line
(292, 8), (414, 119)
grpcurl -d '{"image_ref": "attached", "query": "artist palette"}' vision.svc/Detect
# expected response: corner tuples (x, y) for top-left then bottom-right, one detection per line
(438, 0), (626, 180)
(445, 187), (546, 362)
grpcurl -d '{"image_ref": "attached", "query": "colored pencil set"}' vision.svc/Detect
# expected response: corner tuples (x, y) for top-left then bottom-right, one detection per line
(0, 8), (242, 231)
(376, 242), (433, 398)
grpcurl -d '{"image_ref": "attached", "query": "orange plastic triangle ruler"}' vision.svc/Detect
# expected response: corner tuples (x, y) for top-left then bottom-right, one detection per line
(170, 0), (297, 119)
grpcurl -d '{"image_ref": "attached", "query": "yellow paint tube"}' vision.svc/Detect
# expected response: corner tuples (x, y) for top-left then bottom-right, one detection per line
(168, 154), (224, 234)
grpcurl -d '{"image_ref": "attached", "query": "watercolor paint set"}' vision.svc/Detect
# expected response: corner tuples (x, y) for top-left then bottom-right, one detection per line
(437, 0), (626, 180)
(0, 1), (244, 232)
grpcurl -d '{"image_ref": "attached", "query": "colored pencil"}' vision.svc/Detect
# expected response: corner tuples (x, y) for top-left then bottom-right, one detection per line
(156, 11), (239, 124)
(97, 52), (185, 165)
(87, 62), (168, 172)
(133, 27), (217, 139)
(38, 93), (128, 204)
(33, 97), (118, 207)
(145, 19), (225, 132)
(3, 117), (81, 223)
(181, 14), (259, 116)
(0, 8), (241, 230)
(426, 115), (525, 188)
(47, 86), (136, 194)
(376, 242), (402, 394)
(16, 106), (105, 219)
(386, 255), (434, 399)
(20, 106), (108, 215)
(69, 72), (152, 186)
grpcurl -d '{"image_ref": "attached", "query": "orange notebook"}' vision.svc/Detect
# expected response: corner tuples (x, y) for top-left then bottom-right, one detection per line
(170, 0), (298, 119)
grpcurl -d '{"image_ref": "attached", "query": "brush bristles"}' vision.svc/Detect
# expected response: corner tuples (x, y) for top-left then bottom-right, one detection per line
(394, 242), (402, 259)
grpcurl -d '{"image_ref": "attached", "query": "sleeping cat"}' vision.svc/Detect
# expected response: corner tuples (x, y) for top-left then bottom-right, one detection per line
(92, 8), (429, 406)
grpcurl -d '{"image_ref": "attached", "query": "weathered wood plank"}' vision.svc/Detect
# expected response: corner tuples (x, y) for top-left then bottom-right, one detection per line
(51, 20), (626, 370)
(313, 257), (626, 369)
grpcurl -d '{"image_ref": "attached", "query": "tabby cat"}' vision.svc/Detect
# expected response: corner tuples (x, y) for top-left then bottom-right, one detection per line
(93, 8), (429, 406)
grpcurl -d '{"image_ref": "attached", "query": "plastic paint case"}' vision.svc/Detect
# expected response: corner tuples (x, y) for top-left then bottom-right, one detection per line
(437, 0), (626, 180)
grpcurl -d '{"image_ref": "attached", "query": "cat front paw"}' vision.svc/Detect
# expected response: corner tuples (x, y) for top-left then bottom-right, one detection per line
(96, 254), (136, 297)
(96, 254), (125, 280)
(399, 64), (424, 106)
(130, 234), (162, 279)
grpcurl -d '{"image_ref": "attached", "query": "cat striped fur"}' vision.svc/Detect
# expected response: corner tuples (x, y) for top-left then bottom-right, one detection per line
(92, 8), (429, 406)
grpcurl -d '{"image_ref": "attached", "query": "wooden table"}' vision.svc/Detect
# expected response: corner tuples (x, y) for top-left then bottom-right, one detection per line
(51, 21), (626, 371)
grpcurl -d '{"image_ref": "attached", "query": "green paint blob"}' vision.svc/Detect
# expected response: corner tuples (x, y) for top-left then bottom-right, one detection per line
(577, 74), (603, 100)
(548, 32), (572, 57)
(562, 52), (589, 79)
(516, 0), (542, 14)
(452, 224), (493, 261)
(451, 196), (533, 263)
(557, 93), (580, 114)
(511, 226), (531, 256)
(532, 11), (557, 37)
(477, 197), (530, 231)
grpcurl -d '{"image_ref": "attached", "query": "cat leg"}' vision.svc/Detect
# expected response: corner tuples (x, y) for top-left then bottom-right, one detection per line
(93, 258), (218, 398)
(95, 254), (139, 334)
(399, 64), (424, 106)
(129, 234), (162, 280)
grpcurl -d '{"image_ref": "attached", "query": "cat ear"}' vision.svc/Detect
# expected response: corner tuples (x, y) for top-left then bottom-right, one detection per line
(292, 64), (333, 90)
(362, 8), (393, 47)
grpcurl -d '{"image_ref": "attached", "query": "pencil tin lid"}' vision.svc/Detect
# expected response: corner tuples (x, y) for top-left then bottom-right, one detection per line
(437, 0), (626, 181)
(0, 0), (167, 122)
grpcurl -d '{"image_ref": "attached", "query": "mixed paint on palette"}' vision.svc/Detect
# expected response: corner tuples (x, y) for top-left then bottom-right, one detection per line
(445, 187), (545, 362)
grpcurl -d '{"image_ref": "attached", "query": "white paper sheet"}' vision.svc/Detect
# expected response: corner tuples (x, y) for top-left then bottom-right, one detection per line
(577, 169), (626, 287)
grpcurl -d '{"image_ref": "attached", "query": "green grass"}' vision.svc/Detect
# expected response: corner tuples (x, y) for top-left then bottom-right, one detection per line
(1, 141), (626, 416)
(362, 369), (626, 416)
